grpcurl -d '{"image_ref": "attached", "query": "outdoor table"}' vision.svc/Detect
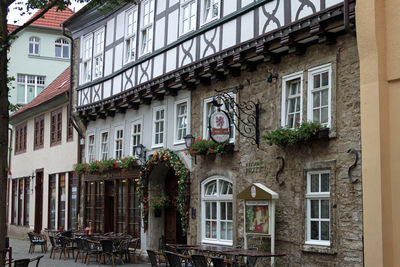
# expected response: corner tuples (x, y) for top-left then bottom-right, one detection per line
(221, 249), (286, 267)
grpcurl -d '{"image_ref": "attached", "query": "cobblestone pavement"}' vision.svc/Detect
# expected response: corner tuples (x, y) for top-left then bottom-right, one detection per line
(8, 237), (151, 267)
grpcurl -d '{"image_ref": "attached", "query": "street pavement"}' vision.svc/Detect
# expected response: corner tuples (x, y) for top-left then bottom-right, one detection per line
(8, 237), (151, 266)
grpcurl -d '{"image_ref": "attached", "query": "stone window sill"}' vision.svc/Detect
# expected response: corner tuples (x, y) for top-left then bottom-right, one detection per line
(302, 244), (337, 255)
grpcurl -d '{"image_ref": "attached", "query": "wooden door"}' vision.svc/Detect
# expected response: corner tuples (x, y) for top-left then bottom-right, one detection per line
(34, 170), (43, 233)
(165, 171), (178, 244)
(104, 181), (114, 233)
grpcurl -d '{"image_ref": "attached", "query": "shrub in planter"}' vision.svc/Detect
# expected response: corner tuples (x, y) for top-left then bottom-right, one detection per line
(263, 121), (329, 148)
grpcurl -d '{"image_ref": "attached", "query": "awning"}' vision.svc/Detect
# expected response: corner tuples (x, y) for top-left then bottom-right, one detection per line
(237, 183), (279, 200)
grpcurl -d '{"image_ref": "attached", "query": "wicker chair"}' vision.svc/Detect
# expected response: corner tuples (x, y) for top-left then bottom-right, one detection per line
(147, 249), (167, 267)
(191, 254), (208, 267)
(27, 232), (47, 254)
(48, 235), (61, 259)
(99, 239), (118, 266)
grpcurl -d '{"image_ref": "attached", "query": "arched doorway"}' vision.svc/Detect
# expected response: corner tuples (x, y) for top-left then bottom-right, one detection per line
(137, 150), (190, 250)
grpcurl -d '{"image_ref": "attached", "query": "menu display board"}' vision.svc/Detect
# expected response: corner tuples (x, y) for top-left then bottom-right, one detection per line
(245, 201), (269, 234)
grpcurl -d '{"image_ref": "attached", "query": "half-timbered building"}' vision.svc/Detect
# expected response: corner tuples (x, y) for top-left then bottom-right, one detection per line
(64, 0), (362, 265)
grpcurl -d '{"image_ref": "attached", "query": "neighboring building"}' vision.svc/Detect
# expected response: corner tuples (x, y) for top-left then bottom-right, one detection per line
(65, 0), (362, 265)
(8, 6), (74, 106)
(8, 67), (79, 236)
(357, 0), (400, 266)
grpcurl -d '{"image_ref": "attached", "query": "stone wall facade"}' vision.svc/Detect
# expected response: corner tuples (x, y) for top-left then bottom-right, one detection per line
(187, 34), (363, 266)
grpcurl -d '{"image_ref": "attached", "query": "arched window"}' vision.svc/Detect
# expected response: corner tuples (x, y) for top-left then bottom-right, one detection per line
(201, 176), (233, 245)
(55, 38), (70, 58)
(29, 37), (40, 55)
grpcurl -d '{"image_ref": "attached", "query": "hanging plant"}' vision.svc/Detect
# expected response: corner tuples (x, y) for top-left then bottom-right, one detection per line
(73, 156), (139, 175)
(185, 138), (229, 157)
(137, 150), (190, 234)
(262, 121), (329, 148)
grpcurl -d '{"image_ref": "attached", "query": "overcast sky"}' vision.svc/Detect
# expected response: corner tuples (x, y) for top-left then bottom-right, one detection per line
(7, 0), (87, 25)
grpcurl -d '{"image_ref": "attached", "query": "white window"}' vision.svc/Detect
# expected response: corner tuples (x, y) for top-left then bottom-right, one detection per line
(87, 134), (96, 163)
(180, 0), (197, 35)
(29, 37), (40, 55)
(153, 106), (165, 148)
(175, 100), (189, 144)
(99, 131), (109, 160)
(307, 64), (331, 128)
(202, 176), (233, 245)
(125, 7), (138, 63)
(201, 0), (220, 25)
(281, 72), (303, 128)
(82, 34), (93, 83)
(16, 74), (45, 104)
(93, 28), (105, 79)
(55, 38), (70, 58)
(306, 170), (330, 246)
(114, 127), (124, 159)
(131, 121), (142, 157)
(203, 95), (236, 143)
(140, 0), (154, 55)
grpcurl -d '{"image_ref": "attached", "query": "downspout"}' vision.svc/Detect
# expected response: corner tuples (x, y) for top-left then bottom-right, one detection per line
(7, 128), (12, 174)
(62, 25), (83, 220)
(344, 0), (356, 36)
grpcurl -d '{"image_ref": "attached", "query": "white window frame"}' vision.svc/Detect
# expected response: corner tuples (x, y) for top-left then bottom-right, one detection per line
(99, 130), (109, 161)
(305, 170), (331, 246)
(81, 34), (93, 84)
(201, 176), (233, 246)
(179, 0), (197, 36)
(93, 27), (105, 79)
(307, 64), (332, 128)
(29, 37), (40, 55)
(139, 0), (155, 56)
(124, 7), (138, 63)
(203, 94), (236, 143)
(200, 0), (220, 26)
(55, 38), (70, 59)
(114, 126), (124, 159)
(174, 98), (190, 145)
(16, 74), (46, 104)
(281, 71), (303, 128)
(130, 119), (143, 158)
(152, 106), (165, 148)
(87, 134), (96, 163)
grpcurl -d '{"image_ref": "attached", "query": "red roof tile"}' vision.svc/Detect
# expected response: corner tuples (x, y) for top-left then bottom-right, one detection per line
(7, 24), (18, 33)
(28, 6), (74, 29)
(11, 67), (70, 118)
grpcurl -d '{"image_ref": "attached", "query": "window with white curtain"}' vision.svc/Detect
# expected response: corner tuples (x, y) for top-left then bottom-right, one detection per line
(87, 134), (96, 163)
(180, 0), (197, 35)
(93, 28), (105, 79)
(140, 0), (155, 55)
(125, 7), (138, 62)
(29, 37), (40, 55)
(114, 127), (124, 159)
(55, 38), (70, 58)
(82, 34), (93, 83)
(202, 0), (220, 24)
(100, 131), (109, 160)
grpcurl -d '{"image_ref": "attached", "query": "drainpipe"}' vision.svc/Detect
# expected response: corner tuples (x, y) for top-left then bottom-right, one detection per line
(61, 25), (83, 219)
(7, 128), (12, 174)
(344, 0), (356, 36)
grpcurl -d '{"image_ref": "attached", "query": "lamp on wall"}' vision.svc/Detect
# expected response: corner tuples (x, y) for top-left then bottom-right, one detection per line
(134, 144), (147, 163)
(184, 134), (195, 148)
(266, 72), (279, 83)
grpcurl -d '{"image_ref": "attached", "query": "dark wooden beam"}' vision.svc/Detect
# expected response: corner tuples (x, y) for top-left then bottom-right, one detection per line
(166, 87), (178, 96)
(153, 92), (164, 101)
(265, 53), (281, 64)
(215, 69), (226, 80)
(97, 113), (106, 120)
(140, 97), (152, 105)
(229, 65), (241, 77)
(200, 76), (211, 86)
(318, 32), (336, 45)
(128, 102), (139, 110)
(288, 43), (306, 55)
(116, 106), (127, 114)
(107, 110), (115, 117)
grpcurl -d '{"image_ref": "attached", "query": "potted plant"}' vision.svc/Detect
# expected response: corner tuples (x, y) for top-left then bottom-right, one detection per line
(149, 195), (168, 217)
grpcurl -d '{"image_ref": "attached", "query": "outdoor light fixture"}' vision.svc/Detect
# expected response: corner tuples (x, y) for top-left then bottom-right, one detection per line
(184, 134), (195, 148)
(266, 72), (278, 83)
(134, 144), (147, 163)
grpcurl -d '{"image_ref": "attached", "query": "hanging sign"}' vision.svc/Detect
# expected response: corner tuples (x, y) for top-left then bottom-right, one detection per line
(209, 109), (231, 143)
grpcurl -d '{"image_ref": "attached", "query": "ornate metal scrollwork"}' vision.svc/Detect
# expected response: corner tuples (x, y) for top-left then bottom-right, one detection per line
(347, 148), (359, 183)
(275, 156), (285, 186)
(213, 85), (260, 147)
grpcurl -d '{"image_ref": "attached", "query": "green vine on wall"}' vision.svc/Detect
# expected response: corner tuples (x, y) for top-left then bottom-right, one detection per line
(136, 150), (190, 234)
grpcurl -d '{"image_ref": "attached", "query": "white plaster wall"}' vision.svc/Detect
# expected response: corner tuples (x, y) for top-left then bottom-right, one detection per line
(9, 104), (79, 230)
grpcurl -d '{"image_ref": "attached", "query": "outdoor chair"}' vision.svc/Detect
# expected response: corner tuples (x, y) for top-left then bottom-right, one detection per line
(191, 254), (209, 267)
(14, 255), (44, 267)
(58, 236), (76, 260)
(116, 238), (131, 263)
(166, 251), (190, 267)
(27, 232), (47, 254)
(82, 238), (101, 264)
(99, 239), (119, 266)
(147, 249), (167, 267)
(48, 235), (61, 259)
(246, 247), (258, 267)
(74, 238), (85, 262)
(128, 238), (140, 263)
(211, 257), (226, 267)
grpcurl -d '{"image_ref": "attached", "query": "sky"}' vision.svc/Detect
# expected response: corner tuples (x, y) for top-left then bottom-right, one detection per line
(7, 0), (87, 25)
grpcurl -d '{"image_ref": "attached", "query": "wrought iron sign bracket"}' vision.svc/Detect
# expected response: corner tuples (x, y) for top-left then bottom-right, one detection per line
(212, 84), (260, 147)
